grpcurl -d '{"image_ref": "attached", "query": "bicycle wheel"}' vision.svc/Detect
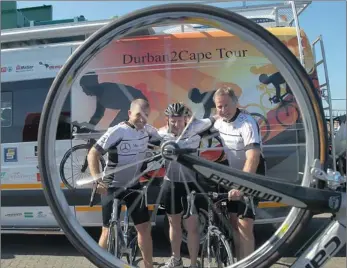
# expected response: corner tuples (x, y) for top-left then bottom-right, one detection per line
(250, 112), (270, 142)
(275, 103), (300, 127)
(59, 144), (106, 189)
(127, 233), (139, 265)
(201, 228), (235, 267)
(107, 224), (121, 257)
(38, 3), (327, 268)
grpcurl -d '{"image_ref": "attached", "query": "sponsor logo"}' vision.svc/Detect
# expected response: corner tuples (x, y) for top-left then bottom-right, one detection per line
(0, 172), (6, 179)
(1, 66), (13, 73)
(16, 65), (34, 72)
(120, 143), (131, 153)
(4, 147), (18, 162)
(39, 61), (63, 70)
(4, 172), (36, 180)
(34, 146), (38, 157)
(250, 18), (275, 24)
(24, 212), (34, 218)
(208, 172), (284, 203)
(37, 211), (47, 218)
(5, 213), (23, 217)
(328, 196), (341, 210)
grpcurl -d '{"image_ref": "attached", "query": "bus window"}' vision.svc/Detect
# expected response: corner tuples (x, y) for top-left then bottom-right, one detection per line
(1, 78), (71, 144)
(1, 92), (12, 128)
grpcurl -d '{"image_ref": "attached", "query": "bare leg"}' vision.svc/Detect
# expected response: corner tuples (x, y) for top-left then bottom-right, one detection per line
(168, 214), (183, 259)
(238, 218), (255, 259)
(183, 214), (200, 266)
(229, 213), (241, 260)
(98, 226), (109, 249)
(136, 221), (153, 268)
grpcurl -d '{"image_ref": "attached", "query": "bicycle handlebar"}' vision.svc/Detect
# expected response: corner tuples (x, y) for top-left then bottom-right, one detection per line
(182, 189), (258, 220)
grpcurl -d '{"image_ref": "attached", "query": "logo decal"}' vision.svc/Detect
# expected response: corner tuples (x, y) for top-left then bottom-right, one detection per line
(328, 196), (340, 210)
(4, 148), (18, 162)
(120, 143), (131, 153)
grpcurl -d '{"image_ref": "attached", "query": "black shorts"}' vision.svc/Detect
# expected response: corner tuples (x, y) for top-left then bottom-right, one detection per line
(162, 180), (203, 215)
(101, 183), (150, 227)
(227, 155), (266, 220)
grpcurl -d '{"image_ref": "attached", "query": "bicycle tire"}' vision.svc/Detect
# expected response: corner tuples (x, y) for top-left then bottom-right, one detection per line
(200, 228), (235, 267)
(59, 144), (106, 189)
(127, 235), (139, 265)
(107, 224), (118, 257)
(37, 3), (328, 268)
(275, 103), (300, 127)
(250, 112), (271, 142)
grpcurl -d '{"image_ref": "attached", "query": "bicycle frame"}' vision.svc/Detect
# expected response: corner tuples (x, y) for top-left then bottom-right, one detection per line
(164, 146), (346, 268)
(109, 196), (136, 264)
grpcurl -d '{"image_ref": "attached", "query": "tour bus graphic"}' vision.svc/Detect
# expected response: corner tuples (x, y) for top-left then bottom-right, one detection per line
(68, 27), (318, 185)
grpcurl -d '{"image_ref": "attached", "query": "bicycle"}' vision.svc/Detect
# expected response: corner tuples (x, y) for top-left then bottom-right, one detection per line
(37, 3), (345, 268)
(90, 183), (147, 265)
(183, 190), (258, 267)
(59, 121), (106, 189)
(183, 190), (234, 267)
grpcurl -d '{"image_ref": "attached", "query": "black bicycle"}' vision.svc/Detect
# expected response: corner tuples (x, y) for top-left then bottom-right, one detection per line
(90, 183), (144, 265)
(183, 190), (234, 267)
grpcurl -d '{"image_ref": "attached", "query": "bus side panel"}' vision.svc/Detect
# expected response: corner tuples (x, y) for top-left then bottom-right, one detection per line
(69, 28), (318, 222)
(1, 45), (76, 228)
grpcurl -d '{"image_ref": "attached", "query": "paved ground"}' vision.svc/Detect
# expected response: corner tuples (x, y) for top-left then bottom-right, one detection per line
(1, 215), (345, 268)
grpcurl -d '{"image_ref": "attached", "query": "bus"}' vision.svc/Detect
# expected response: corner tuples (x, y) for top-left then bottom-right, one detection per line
(1, 3), (328, 248)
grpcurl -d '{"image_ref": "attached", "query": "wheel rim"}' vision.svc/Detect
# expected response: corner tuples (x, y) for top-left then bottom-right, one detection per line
(38, 3), (327, 268)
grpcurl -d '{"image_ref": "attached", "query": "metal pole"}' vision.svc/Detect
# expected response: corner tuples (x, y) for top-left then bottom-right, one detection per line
(318, 35), (336, 170)
(290, 1), (305, 67)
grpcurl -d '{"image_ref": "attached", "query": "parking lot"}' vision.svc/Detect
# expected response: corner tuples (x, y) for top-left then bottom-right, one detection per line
(1, 214), (345, 268)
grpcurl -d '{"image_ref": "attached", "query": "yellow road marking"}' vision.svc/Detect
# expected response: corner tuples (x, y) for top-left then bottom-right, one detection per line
(0, 183), (65, 189)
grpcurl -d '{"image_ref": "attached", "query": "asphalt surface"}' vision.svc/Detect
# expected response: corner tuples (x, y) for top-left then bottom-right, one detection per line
(1, 215), (346, 268)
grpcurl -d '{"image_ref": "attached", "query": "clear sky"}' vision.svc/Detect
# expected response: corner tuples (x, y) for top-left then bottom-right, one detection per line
(17, 1), (346, 112)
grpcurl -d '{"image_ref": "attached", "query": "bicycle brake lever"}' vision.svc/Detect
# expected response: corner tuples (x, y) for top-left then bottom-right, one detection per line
(89, 182), (98, 207)
(239, 196), (256, 219)
(144, 186), (148, 207)
(183, 191), (196, 219)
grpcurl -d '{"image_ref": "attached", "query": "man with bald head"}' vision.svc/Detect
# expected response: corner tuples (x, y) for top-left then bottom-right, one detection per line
(88, 98), (161, 268)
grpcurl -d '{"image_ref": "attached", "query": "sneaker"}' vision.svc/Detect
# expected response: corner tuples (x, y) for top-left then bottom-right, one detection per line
(163, 256), (184, 268)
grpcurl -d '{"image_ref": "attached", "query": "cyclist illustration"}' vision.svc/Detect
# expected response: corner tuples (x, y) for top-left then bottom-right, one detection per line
(188, 88), (216, 118)
(258, 72), (292, 104)
(79, 72), (148, 128)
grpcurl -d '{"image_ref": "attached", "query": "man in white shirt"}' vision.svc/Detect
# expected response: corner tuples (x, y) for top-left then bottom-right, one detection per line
(159, 102), (215, 268)
(212, 86), (266, 260)
(87, 98), (159, 268)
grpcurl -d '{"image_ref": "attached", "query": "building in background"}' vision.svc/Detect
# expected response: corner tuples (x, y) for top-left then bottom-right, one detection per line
(1, 1), (86, 30)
